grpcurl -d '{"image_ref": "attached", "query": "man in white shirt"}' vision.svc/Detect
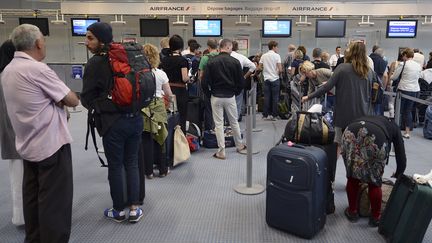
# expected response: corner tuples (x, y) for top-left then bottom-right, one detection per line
(231, 40), (256, 121)
(413, 48), (425, 69)
(329, 46), (343, 70)
(258, 40), (282, 120)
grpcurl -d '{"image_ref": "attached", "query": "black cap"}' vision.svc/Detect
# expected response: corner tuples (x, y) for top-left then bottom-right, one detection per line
(87, 22), (113, 45)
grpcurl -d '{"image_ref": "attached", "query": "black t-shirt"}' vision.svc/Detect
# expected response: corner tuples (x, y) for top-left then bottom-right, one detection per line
(161, 55), (189, 84)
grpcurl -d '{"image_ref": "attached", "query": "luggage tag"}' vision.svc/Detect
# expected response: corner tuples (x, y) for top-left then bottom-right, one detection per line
(286, 140), (306, 149)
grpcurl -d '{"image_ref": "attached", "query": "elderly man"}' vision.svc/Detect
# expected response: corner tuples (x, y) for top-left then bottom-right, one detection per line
(1, 24), (79, 243)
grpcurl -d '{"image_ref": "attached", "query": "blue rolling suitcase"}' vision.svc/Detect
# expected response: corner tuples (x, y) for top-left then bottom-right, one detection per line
(266, 143), (328, 239)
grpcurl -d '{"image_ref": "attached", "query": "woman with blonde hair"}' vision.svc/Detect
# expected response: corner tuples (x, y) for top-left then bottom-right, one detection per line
(140, 43), (173, 179)
(299, 60), (333, 95)
(290, 49), (304, 76)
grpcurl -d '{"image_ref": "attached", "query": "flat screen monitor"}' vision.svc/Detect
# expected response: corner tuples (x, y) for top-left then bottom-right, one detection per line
(139, 19), (169, 37)
(193, 19), (222, 37)
(19, 18), (49, 36)
(315, 19), (346, 38)
(386, 20), (418, 38)
(71, 18), (100, 36)
(262, 19), (292, 38)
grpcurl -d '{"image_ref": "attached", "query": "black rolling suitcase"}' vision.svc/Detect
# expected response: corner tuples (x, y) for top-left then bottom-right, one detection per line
(166, 112), (180, 167)
(379, 175), (432, 243)
(187, 96), (203, 131)
(266, 143), (328, 239)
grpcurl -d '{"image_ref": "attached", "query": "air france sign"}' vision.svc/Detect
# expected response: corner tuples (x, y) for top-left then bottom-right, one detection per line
(148, 5), (196, 14)
(61, 2), (431, 16)
(291, 6), (335, 12)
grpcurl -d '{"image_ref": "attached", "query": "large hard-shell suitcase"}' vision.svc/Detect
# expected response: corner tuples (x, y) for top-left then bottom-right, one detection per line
(166, 112), (180, 167)
(266, 143), (328, 239)
(379, 175), (432, 243)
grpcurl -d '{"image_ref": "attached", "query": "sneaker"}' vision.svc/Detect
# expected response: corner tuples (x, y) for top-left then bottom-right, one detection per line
(145, 174), (154, 180)
(402, 133), (410, 139)
(368, 217), (380, 227)
(129, 208), (144, 223)
(344, 208), (359, 223)
(268, 115), (274, 121)
(159, 168), (171, 178)
(104, 208), (126, 223)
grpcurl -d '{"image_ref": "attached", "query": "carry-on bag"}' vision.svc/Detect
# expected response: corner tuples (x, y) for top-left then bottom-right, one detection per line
(379, 175), (432, 243)
(266, 143), (328, 239)
(283, 111), (335, 145)
(202, 129), (237, 148)
(173, 125), (191, 166)
(358, 179), (394, 217)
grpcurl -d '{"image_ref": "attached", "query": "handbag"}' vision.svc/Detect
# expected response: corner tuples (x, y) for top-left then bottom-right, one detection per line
(392, 61), (406, 92)
(173, 125), (191, 166)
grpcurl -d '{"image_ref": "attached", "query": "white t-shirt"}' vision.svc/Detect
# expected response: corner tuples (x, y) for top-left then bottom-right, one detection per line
(231, 51), (256, 72)
(329, 54), (343, 67)
(391, 60), (421, 92)
(259, 50), (281, 82)
(413, 53), (425, 68)
(181, 48), (191, 56)
(152, 68), (169, 98)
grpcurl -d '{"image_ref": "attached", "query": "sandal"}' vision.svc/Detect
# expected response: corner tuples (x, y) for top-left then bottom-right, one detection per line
(236, 145), (247, 153)
(213, 153), (226, 160)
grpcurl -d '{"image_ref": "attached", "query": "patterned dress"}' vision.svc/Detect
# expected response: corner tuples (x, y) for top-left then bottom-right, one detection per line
(341, 122), (389, 186)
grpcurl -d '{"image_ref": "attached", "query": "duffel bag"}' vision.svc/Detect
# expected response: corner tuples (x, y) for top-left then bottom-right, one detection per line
(283, 111), (335, 145)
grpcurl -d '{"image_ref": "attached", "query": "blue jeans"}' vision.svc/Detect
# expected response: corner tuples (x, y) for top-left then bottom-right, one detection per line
(373, 103), (384, 116)
(103, 115), (143, 211)
(400, 90), (419, 130)
(263, 79), (280, 117)
(321, 95), (335, 111)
